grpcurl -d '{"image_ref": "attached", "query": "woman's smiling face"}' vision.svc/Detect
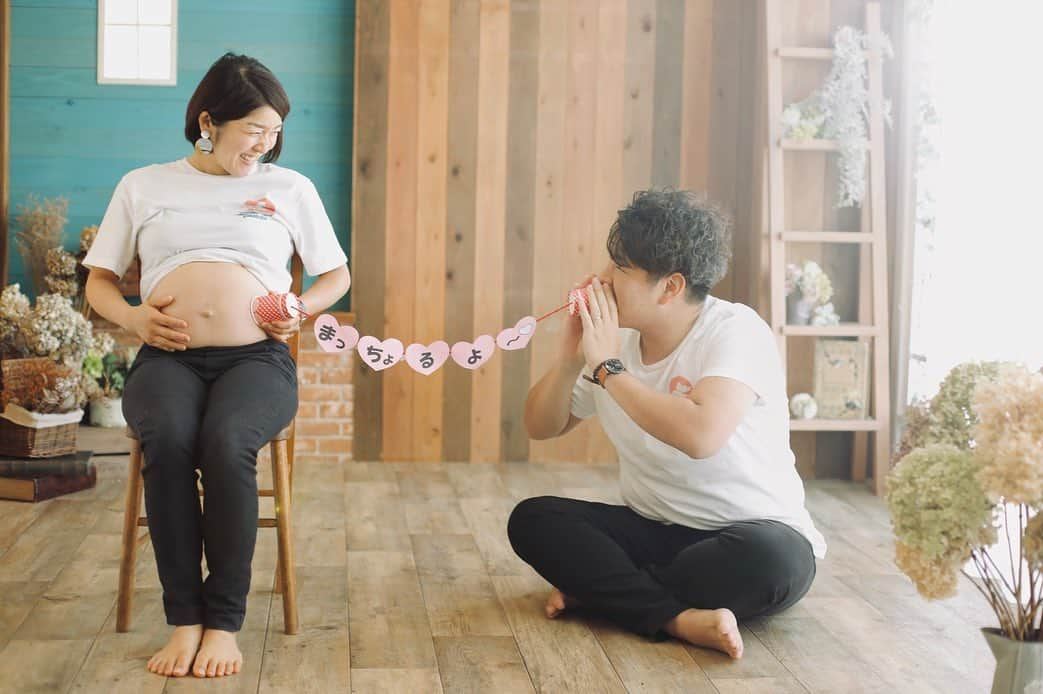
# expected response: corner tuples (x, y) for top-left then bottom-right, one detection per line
(203, 106), (283, 177)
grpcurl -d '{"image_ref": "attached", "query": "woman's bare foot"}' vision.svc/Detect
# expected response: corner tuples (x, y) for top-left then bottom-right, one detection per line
(147, 624), (203, 677)
(192, 629), (243, 677)
(665, 608), (744, 659)
(544, 587), (581, 619)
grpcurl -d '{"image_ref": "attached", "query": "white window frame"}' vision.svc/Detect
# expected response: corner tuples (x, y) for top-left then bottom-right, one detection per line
(97, 0), (178, 86)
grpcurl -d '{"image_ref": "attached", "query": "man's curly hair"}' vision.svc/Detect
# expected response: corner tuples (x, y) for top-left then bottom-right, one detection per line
(607, 189), (731, 302)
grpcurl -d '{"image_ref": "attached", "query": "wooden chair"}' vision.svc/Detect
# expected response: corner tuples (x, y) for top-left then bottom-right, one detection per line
(114, 256), (303, 635)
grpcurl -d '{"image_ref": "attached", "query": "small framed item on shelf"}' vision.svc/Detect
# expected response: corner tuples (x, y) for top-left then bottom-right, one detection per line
(813, 338), (869, 419)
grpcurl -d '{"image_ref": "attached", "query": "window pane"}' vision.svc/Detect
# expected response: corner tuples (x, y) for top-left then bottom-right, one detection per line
(103, 25), (138, 79)
(138, 26), (172, 80)
(104, 0), (138, 24)
(138, 0), (172, 26)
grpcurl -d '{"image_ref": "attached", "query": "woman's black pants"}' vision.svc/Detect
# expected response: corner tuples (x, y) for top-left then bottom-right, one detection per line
(122, 339), (298, 631)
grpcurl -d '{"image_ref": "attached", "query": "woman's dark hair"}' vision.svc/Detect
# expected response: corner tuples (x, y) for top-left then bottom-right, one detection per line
(607, 189), (731, 302)
(184, 53), (290, 163)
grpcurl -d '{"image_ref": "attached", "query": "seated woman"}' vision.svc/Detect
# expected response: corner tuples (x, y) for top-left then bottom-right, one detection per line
(84, 53), (351, 679)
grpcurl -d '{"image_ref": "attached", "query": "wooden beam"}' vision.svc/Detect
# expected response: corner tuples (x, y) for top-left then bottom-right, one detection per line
(1, 0), (9, 286)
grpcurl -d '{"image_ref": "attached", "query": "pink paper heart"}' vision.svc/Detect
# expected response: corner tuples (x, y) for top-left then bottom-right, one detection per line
(313, 314), (360, 353)
(405, 341), (450, 376)
(357, 336), (404, 371)
(451, 335), (496, 370)
(496, 316), (538, 351)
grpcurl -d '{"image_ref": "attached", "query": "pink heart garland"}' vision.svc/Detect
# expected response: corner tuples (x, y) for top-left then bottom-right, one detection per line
(451, 335), (496, 370)
(357, 336), (404, 371)
(405, 341), (450, 376)
(496, 316), (538, 351)
(313, 314), (360, 353)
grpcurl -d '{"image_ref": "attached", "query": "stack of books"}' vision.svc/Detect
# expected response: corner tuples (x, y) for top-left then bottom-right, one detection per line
(0, 450), (95, 502)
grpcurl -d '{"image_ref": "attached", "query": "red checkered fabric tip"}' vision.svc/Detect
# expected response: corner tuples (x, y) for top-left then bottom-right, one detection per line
(252, 292), (306, 325)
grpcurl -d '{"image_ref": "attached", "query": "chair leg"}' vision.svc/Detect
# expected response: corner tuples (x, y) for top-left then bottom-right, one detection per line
(271, 439), (299, 635)
(117, 441), (144, 632)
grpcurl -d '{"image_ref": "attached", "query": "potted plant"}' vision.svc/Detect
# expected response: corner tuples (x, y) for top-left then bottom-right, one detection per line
(82, 333), (135, 428)
(888, 362), (1043, 693)
(784, 260), (838, 325)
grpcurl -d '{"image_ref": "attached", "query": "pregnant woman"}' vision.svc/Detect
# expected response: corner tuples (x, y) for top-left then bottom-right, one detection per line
(84, 53), (350, 679)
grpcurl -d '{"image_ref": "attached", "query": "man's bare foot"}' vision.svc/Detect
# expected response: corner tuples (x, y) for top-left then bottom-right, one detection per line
(147, 624), (203, 677)
(192, 629), (243, 677)
(544, 587), (581, 619)
(665, 608), (744, 659)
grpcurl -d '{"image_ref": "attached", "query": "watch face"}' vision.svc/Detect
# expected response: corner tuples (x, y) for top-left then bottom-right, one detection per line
(604, 359), (625, 374)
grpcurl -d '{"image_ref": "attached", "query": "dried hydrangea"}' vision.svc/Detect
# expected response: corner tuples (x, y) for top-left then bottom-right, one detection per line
(974, 364), (1043, 505)
(888, 444), (996, 567)
(895, 361), (1006, 461)
(79, 225), (98, 254)
(894, 541), (960, 600)
(17, 293), (93, 367)
(785, 260), (834, 304)
(0, 283), (32, 354)
(1023, 513), (1043, 571)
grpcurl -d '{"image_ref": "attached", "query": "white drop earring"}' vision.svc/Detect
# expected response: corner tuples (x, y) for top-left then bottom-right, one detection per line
(195, 129), (213, 154)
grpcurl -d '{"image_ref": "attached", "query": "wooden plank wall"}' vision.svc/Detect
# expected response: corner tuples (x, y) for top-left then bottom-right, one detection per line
(353, 0), (759, 463)
(5, 0), (354, 303)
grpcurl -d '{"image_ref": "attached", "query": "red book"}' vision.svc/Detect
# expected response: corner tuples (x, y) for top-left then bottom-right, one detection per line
(0, 465), (96, 502)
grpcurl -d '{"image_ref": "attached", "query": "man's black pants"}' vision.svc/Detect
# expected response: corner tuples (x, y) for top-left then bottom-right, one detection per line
(507, 496), (816, 637)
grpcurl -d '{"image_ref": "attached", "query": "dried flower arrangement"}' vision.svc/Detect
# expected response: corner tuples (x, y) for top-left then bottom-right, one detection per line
(13, 196), (69, 297)
(0, 284), (93, 368)
(781, 26), (893, 207)
(888, 362), (1043, 641)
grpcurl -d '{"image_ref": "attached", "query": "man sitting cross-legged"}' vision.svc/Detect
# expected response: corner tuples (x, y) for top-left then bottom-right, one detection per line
(508, 189), (826, 659)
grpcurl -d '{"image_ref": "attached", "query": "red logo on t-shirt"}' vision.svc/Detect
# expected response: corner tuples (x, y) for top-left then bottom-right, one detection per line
(244, 197), (276, 215)
(669, 376), (693, 397)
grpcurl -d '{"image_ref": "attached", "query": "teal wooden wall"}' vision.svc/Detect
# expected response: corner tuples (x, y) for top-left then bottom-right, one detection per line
(7, 0), (354, 307)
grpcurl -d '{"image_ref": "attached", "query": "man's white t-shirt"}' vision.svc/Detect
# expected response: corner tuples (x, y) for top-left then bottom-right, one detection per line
(83, 158), (348, 300)
(570, 295), (827, 558)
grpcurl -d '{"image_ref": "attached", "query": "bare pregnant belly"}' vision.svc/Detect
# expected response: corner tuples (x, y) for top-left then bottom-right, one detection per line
(148, 262), (269, 347)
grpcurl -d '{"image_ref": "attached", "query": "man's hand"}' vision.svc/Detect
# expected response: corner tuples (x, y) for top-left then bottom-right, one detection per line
(576, 276), (620, 370)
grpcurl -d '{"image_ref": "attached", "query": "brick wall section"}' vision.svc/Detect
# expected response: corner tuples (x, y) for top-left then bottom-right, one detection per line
(295, 325), (354, 462)
(90, 313), (355, 462)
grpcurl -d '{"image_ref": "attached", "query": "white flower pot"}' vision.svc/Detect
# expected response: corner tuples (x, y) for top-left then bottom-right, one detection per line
(89, 397), (125, 428)
(786, 294), (815, 325)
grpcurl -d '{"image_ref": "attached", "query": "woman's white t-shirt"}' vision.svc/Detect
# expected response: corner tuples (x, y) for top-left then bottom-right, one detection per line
(83, 158), (348, 299)
(570, 295), (827, 558)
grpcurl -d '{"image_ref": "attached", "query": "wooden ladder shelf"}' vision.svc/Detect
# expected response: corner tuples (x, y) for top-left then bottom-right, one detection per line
(764, 0), (892, 495)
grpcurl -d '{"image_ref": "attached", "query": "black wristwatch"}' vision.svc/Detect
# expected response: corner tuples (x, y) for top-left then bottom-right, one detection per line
(584, 358), (625, 388)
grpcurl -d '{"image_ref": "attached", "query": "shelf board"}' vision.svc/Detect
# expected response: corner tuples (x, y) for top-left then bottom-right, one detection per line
(777, 47), (834, 60)
(780, 231), (875, 244)
(790, 418), (880, 432)
(780, 324), (879, 337)
(780, 138), (841, 151)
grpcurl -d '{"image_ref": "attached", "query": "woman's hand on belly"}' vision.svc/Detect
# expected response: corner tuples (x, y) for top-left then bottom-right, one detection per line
(126, 295), (192, 351)
(149, 262), (270, 347)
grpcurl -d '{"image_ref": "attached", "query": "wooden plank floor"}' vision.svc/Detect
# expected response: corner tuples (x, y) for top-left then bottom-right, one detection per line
(0, 427), (995, 693)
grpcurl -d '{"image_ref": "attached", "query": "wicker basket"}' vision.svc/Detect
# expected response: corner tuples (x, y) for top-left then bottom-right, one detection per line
(0, 358), (80, 457)
(0, 417), (78, 457)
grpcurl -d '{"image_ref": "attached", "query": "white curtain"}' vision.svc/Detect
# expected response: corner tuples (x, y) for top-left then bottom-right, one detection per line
(906, 1), (1043, 403)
